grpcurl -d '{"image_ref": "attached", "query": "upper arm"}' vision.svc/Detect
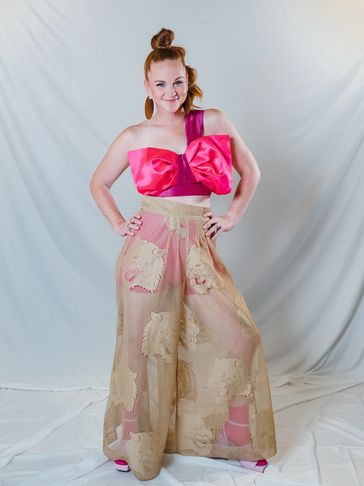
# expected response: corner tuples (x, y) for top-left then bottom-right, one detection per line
(90, 127), (134, 189)
(204, 108), (261, 178)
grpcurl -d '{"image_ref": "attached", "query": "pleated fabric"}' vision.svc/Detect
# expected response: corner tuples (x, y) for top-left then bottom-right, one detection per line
(103, 195), (277, 480)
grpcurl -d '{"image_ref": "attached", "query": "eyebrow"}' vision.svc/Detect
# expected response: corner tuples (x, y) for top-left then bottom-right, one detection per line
(153, 77), (184, 83)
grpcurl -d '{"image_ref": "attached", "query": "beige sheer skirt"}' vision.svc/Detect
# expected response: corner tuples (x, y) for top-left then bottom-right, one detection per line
(103, 195), (277, 480)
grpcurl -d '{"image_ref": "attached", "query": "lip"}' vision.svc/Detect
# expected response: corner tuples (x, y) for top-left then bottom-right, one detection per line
(166, 98), (179, 102)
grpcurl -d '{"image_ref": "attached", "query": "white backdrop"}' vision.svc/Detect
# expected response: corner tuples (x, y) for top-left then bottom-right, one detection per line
(1, 1), (363, 485)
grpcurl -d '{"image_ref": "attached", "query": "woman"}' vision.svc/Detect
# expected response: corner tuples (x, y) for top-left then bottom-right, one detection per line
(90, 27), (277, 481)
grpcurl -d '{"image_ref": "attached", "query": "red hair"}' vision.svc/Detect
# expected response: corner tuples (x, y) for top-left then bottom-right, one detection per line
(144, 28), (203, 119)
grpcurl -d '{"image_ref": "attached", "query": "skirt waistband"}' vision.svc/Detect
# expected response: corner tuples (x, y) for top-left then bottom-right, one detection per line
(140, 195), (211, 219)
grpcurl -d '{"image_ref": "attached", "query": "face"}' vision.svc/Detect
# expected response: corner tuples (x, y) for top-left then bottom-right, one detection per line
(144, 59), (188, 114)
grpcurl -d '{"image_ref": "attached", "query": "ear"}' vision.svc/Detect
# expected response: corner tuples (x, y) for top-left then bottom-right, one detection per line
(144, 79), (150, 97)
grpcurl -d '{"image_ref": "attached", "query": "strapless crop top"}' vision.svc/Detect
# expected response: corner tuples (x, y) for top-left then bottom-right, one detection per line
(127, 109), (233, 197)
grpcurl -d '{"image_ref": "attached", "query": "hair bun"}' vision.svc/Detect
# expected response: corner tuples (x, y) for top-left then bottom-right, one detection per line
(151, 27), (174, 50)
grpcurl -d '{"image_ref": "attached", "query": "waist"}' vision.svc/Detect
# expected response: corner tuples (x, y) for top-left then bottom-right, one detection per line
(140, 195), (212, 218)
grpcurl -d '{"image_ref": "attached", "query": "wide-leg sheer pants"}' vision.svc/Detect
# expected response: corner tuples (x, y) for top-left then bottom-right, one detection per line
(103, 195), (277, 480)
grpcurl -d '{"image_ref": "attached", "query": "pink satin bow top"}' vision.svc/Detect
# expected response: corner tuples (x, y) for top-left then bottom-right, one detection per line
(127, 109), (233, 197)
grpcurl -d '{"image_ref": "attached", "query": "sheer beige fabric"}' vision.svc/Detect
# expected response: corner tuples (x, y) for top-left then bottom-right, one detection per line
(103, 195), (277, 480)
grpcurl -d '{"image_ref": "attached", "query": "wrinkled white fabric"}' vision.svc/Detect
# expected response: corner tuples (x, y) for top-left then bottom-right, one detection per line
(1, 0), (363, 485)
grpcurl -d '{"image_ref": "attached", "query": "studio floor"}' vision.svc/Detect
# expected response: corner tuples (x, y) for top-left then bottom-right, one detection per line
(1, 372), (363, 486)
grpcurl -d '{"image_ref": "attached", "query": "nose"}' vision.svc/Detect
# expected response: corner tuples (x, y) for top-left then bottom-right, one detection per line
(167, 86), (177, 97)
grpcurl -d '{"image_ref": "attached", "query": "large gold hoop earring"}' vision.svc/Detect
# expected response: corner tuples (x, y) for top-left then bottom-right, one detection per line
(145, 96), (154, 119)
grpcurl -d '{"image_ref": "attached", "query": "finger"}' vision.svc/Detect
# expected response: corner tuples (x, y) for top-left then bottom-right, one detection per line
(210, 223), (222, 238)
(203, 217), (215, 229)
(205, 223), (219, 237)
(211, 226), (220, 240)
(130, 217), (142, 226)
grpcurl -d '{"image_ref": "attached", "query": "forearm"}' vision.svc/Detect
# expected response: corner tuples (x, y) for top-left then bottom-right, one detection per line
(225, 169), (261, 225)
(90, 182), (126, 231)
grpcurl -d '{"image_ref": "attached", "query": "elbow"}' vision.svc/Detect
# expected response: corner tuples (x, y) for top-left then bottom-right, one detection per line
(89, 177), (110, 195)
(89, 177), (96, 195)
(244, 167), (261, 184)
(89, 176), (101, 196)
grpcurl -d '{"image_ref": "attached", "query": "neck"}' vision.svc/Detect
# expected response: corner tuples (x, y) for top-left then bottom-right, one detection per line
(153, 107), (185, 126)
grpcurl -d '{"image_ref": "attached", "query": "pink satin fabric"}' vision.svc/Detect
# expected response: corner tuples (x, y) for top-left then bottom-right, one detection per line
(127, 133), (233, 196)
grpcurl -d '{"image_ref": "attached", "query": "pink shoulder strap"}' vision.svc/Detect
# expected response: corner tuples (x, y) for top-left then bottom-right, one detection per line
(185, 109), (204, 145)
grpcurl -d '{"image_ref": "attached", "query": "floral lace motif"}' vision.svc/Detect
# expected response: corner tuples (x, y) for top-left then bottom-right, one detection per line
(186, 243), (222, 294)
(253, 409), (277, 456)
(203, 411), (229, 436)
(207, 357), (252, 405)
(141, 311), (178, 363)
(121, 236), (166, 292)
(177, 358), (197, 400)
(111, 362), (138, 413)
(125, 431), (163, 480)
(178, 413), (215, 455)
(179, 304), (200, 348)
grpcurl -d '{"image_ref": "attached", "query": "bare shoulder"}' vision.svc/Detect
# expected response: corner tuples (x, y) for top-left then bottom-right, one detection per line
(112, 123), (141, 149)
(203, 108), (236, 137)
(117, 119), (152, 151)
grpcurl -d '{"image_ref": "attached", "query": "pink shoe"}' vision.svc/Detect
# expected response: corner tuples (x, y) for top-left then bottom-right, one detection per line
(114, 458), (130, 472)
(239, 458), (268, 473)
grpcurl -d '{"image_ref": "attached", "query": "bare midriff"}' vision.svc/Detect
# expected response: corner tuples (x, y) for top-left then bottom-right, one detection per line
(156, 194), (212, 208)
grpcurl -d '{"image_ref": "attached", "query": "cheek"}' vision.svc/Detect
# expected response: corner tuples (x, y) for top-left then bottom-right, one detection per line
(150, 88), (162, 98)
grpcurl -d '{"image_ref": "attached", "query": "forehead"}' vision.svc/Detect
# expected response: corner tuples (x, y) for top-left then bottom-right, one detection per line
(148, 59), (185, 80)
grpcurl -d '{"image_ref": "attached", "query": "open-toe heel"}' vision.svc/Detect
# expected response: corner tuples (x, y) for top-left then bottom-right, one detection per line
(114, 458), (131, 472)
(239, 458), (269, 473)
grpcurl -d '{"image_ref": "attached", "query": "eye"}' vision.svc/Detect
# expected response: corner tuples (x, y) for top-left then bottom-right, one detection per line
(156, 80), (183, 88)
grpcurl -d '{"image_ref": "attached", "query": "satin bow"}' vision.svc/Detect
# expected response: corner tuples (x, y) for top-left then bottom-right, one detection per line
(184, 134), (232, 194)
(128, 134), (233, 196)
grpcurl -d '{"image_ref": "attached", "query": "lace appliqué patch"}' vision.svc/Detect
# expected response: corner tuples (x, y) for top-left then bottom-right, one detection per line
(253, 409), (277, 456)
(141, 311), (178, 363)
(111, 362), (138, 413)
(179, 305), (200, 348)
(121, 236), (166, 292)
(125, 431), (163, 480)
(178, 413), (215, 455)
(186, 243), (223, 294)
(203, 411), (229, 437)
(207, 357), (252, 405)
(177, 358), (197, 401)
